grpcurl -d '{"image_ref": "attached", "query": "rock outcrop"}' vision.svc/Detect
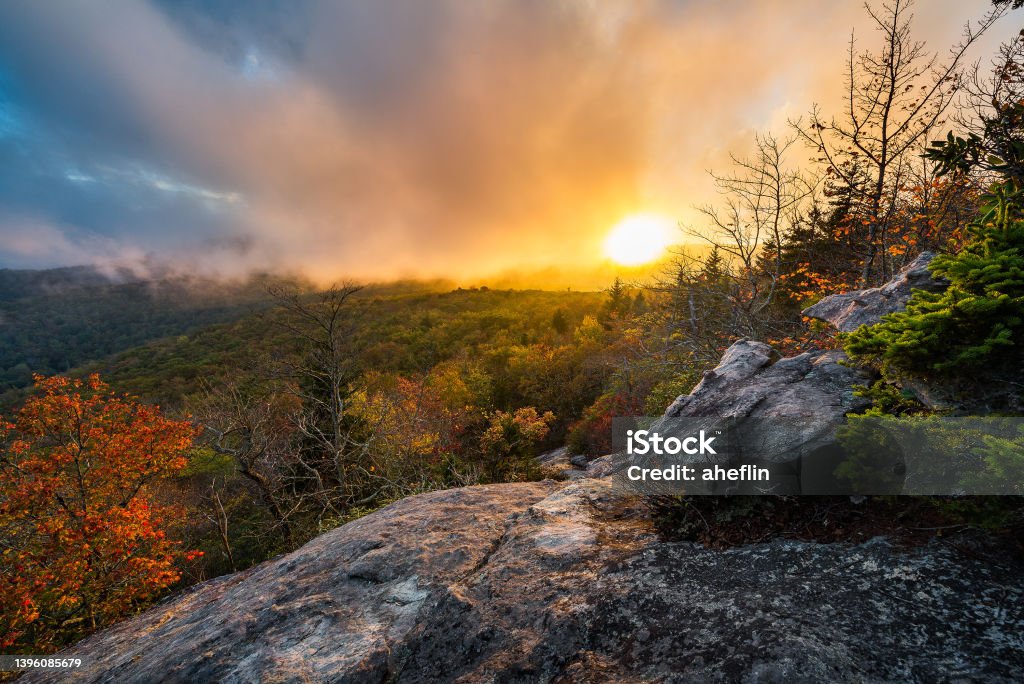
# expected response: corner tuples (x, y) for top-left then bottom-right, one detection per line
(802, 251), (945, 332)
(23, 482), (559, 683)
(634, 254), (945, 471)
(577, 335), (872, 485)
(575, 338), (873, 494)
(26, 480), (1024, 682)
(661, 340), (872, 462)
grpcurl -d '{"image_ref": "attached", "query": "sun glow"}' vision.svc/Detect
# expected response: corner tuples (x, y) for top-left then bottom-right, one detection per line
(604, 214), (674, 266)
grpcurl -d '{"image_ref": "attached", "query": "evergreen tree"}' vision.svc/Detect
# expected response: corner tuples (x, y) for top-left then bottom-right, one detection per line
(846, 32), (1024, 404)
(843, 184), (1024, 391)
(551, 309), (568, 335)
(632, 291), (648, 316)
(603, 277), (630, 320)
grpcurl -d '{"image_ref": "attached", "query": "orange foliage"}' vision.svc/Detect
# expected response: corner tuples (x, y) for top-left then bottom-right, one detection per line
(768, 318), (841, 357)
(0, 375), (200, 651)
(778, 264), (858, 302)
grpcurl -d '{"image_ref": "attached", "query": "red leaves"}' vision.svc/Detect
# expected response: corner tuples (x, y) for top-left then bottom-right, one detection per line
(0, 375), (199, 651)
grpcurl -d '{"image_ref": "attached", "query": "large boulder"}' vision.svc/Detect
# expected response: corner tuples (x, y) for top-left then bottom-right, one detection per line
(562, 256), (943, 477)
(25, 480), (1024, 682)
(665, 341), (869, 424)
(656, 340), (872, 464)
(567, 329), (874, 488)
(641, 254), (948, 468)
(802, 251), (945, 333)
(21, 482), (559, 684)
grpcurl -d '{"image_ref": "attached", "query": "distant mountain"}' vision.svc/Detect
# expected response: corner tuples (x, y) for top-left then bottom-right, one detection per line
(0, 266), (286, 399)
(0, 268), (609, 411)
(0, 265), (136, 301)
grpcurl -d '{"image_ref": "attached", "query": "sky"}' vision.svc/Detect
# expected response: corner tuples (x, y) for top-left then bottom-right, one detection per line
(0, 0), (1018, 283)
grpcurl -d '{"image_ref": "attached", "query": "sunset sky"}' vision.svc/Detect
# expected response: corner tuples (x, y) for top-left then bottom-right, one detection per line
(0, 0), (1017, 283)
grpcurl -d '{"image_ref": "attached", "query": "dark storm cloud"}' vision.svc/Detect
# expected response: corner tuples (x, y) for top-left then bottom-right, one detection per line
(0, 0), (1014, 278)
(0, 2), (248, 269)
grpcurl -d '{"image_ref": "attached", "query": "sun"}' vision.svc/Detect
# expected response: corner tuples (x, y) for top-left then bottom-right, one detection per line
(604, 214), (674, 266)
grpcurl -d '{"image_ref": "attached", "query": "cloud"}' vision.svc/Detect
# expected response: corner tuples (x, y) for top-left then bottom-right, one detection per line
(0, 0), (1016, 281)
(0, 213), (147, 268)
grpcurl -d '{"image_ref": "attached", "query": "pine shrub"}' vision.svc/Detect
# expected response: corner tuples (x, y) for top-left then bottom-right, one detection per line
(843, 184), (1024, 383)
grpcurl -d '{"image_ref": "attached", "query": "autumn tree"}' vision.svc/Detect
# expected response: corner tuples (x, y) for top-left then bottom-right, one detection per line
(0, 375), (199, 651)
(794, 0), (1006, 284)
(349, 362), (491, 492)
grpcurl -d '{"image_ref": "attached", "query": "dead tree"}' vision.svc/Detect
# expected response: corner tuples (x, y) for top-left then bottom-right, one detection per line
(194, 378), (301, 545)
(793, 0), (1007, 283)
(266, 282), (366, 507)
(688, 132), (815, 337)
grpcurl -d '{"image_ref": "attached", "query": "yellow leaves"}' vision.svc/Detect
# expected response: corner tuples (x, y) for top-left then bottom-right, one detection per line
(410, 433), (441, 455)
(54, 594), (80, 610)
(479, 407), (555, 456)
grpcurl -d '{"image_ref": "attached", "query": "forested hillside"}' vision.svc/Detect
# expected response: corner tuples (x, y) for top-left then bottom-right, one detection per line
(1, 277), (699, 649)
(0, 268), (279, 399)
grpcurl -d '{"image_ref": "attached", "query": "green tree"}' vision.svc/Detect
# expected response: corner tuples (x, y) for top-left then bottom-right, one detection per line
(479, 407), (555, 481)
(843, 184), (1024, 407)
(603, 277), (630, 320)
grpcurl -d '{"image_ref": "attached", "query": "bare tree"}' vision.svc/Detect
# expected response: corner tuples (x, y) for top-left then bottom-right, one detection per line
(686, 132), (816, 337)
(266, 282), (364, 501)
(191, 282), (423, 554)
(193, 378), (303, 545)
(793, 0), (1007, 283)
